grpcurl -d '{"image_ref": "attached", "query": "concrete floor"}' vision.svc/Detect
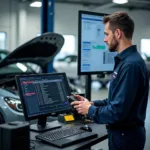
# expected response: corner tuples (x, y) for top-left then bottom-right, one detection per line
(80, 87), (150, 150)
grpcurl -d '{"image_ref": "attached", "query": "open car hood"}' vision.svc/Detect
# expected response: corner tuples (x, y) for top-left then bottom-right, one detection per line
(0, 33), (64, 69)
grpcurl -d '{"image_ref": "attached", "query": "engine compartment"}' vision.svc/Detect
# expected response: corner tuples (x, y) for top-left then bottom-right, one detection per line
(0, 78), (18, 95)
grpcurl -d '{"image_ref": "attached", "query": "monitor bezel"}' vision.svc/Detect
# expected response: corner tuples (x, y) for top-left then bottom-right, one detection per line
(78, 10), (113, 75)
(15, 73), (72, 121)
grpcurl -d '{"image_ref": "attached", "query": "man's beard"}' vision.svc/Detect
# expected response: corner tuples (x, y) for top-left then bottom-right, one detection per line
(108, 36), (119, 52)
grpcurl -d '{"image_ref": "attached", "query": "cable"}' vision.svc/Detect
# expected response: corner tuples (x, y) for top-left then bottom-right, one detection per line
(30, 139), (41, 142)
(30, 141), (36, 150)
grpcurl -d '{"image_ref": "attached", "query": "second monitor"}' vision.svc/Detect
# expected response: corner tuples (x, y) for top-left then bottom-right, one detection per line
(78, 10), (117, 75)
(16, 73), (72, 132)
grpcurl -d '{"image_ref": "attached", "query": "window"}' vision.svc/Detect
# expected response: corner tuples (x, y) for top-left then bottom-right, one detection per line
(55, 35), (76, 60)
(0, 32), (7, 50)
(61, 35), (76, 54)
(141, 39), (150, 58)
(37, 33), (41, 37)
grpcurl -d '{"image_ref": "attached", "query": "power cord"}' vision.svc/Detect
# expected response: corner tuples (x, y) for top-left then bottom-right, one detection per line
(30, 141), (36, 150)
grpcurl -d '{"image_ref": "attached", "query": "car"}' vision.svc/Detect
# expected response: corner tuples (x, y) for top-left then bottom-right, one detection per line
(0, 33), (81, 124)
(54, 55), (78, 80)
(0, 50), (9, 61)
(53, 54), (111, 87)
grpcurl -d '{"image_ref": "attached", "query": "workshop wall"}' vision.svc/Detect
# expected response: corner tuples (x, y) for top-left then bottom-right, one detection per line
(19, 3), (150, 52)
(0, 0), (150, 52)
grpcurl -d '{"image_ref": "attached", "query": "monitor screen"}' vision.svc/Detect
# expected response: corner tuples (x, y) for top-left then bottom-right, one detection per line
(16, 73), (72, 121)
(78, 11), (117, 75)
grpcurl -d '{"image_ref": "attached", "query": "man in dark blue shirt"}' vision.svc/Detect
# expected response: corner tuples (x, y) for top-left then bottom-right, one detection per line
(72, 11), (149, 150)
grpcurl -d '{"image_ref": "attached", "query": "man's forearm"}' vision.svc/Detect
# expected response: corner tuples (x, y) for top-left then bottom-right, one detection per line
(92, 98), (109, 106)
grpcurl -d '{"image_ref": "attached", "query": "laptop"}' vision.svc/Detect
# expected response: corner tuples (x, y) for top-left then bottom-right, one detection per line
(15, 73), (98, 148)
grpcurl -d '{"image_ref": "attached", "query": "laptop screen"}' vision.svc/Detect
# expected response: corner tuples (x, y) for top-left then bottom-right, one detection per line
(16, 73), (72, 120)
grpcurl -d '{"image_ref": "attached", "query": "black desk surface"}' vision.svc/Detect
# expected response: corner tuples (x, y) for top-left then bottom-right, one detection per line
(31, 120), (108, 150)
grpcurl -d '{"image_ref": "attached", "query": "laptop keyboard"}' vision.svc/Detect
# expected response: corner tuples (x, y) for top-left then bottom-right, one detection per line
(36, 126), (86, 142)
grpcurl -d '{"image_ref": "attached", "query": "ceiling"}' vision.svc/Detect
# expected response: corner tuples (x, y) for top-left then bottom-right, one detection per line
(19, 0), (150, 11)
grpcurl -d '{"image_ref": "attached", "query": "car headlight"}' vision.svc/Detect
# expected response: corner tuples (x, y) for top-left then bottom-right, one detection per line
(4, 97), (23, 112)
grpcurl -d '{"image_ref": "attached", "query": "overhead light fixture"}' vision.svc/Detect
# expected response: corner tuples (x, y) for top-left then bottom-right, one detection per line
(113, 0), (128, 4)
(30, 1), (42, 7)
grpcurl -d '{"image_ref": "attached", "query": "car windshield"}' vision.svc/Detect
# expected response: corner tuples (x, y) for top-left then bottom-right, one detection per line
(0, 51), (9, 62)
(0, 62), (41, 75)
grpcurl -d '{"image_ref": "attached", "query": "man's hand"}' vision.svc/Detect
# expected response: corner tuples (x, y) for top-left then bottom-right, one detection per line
(72, 94), (94, 105)
(71, 95), (92, 115)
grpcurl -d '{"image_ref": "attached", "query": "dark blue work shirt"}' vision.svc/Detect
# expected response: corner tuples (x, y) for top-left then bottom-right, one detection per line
(88, 45), (149, 126)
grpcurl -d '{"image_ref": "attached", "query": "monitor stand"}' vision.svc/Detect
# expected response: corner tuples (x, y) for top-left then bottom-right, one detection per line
(30, 116), (61, 132)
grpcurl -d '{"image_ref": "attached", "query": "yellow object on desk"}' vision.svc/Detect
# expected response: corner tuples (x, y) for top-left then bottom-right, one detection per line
(64, 115), (75, 121)
(58, 114), (75, 123)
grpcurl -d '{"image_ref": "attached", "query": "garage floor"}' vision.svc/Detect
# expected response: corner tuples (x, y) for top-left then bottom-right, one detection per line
(80, 87), (150, 150)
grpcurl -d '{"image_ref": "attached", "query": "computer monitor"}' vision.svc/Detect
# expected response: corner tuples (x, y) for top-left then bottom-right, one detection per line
(78, 10), (117, 75)
(16, 73), (72, 132)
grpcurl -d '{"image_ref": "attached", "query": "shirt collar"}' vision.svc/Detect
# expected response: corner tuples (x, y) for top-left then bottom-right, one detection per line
(115, 45), (137, 60)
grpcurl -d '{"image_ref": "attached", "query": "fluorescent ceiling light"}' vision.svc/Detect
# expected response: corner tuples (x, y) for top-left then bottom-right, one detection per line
(30, 1), (42, 7)
(113, 0), (128, 4)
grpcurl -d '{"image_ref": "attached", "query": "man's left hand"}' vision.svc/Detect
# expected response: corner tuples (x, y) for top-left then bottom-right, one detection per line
(71, 99), (91, 115)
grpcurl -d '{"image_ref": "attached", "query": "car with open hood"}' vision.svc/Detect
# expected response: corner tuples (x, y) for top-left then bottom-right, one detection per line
(0, 33), (81, 124)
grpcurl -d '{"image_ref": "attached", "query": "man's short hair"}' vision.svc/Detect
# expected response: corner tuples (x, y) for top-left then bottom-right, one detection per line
(103, 11), (134, 39)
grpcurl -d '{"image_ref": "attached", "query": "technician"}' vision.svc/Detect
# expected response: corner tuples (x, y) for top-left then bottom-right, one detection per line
(71, 11), (149, 150)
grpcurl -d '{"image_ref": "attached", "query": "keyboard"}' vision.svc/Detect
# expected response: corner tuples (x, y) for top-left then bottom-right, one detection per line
(36, 126), (86, 142)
